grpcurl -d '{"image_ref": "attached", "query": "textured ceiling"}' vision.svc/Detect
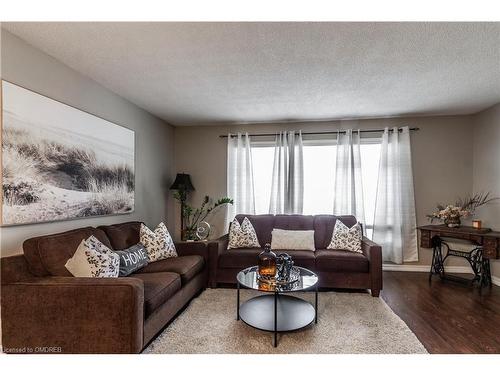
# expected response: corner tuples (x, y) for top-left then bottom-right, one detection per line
(2, 22), (500, 126)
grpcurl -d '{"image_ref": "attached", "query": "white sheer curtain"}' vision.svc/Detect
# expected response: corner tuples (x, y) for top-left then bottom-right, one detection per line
(226, 133), (255, 229)
(332, 129), (366, 225)
(269, 131), (304, 214)
(373, 126), (418, 263)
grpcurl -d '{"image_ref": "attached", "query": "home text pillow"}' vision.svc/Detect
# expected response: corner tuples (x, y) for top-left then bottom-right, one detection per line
(140, 222), (177, 262)
(327, 220), (362, 253)
(227, 217), (261, 249)
(114, 243), (149, 276)
(271, 229), (315, 251)
(65, 235), (120, 277)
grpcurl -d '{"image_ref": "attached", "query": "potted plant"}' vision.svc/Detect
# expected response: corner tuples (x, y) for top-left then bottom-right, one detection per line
(427, 192), (498, 228)
(173, 194), (233, 240)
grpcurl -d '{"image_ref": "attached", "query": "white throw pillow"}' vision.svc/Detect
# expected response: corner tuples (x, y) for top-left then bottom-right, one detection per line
(271, 229), (316, 251)
(327, 220), (362, 253)
(227, 217), (261, 249)
(65, 235), (120, 277)
(140, 222), (177, 262)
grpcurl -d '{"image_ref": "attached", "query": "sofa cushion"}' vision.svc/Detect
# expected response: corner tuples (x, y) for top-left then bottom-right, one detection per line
(274, 214), (314, 231)
(315, 249), (369, 273)
(276, 250), (315, 269)
(98, 222), (141, 250)
(313, 215), (358, 249)
(23, 227), (113, 277)
(135, 255), (204, 284)
(132, 272), (181, 318)
(219, 249), (315, 270)
(219, 248), (261, 269)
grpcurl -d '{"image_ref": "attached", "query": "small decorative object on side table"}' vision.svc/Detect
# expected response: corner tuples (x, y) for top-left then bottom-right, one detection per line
(195, 221), (211, 240)
(472, 220), (482, 229)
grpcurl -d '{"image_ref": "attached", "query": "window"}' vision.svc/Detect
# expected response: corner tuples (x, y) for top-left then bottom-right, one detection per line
(251, 137), (381, 238)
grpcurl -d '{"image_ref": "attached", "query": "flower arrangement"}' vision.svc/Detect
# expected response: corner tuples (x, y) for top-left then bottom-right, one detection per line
(427, 192), (498, 227)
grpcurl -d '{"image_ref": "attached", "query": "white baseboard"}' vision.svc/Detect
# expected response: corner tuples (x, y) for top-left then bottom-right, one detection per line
(492, 275), (500, 286)
(382, 264), (500, 286)
(382, 264), (471, 273)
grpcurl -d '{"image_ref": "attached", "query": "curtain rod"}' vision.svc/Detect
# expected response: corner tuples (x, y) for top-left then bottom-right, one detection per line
(219, 127), (420, 138)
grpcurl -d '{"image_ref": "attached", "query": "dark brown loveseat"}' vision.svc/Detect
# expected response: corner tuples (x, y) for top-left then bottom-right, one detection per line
(208, 214), (382, 296)
(1, 221), (208, 354)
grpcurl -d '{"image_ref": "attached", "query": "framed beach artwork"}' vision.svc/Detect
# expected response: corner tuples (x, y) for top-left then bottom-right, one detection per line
(0, 80), (135, 226)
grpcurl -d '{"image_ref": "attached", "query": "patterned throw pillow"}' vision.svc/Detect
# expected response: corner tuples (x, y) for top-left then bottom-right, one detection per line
(227, 217), (261, 249)
(327, 220), (363, 253)
(140, 222), (177, 262)
(65, 235), (120, 277)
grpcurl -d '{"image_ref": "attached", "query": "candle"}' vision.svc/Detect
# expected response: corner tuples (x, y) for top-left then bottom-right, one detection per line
(472, 220), (482, 229)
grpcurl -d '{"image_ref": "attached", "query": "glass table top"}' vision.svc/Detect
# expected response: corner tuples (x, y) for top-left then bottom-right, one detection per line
(236, 266), (318, 293)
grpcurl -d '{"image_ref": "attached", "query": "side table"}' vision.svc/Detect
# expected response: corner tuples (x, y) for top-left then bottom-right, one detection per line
(419, 225), (500, 292)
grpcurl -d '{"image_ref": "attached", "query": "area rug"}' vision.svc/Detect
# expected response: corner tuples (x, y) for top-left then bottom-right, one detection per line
(143, 289), (427, 354)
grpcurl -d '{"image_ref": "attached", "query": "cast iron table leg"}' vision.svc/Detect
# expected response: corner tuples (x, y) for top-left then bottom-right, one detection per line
(429, 237), (445, 282)
(315, 284), (318, 323)
(237, 281), (240, 321)
(273, 291), (278, 348)
(429, 245), (438, 282)
(485, 258), (492, 286)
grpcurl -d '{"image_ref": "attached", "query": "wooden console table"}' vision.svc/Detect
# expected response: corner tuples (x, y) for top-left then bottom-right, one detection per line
(419, 225), (500, 290)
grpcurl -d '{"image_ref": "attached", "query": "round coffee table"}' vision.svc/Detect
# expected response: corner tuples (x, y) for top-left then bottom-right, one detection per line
(236, 266), (319, 347)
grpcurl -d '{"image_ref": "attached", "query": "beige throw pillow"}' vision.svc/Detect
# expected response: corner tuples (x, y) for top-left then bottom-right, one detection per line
(271, 229), (316, 251)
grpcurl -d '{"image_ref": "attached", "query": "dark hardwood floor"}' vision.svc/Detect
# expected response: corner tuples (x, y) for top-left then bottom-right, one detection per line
(381, 271), (500, 354)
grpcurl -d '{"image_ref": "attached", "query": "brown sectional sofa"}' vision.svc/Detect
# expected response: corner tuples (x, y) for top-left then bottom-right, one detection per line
(1, 221), (208, 354)
(208, 214), (382, 296)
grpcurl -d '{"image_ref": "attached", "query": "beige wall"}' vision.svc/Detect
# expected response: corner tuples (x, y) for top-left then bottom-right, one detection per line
(175, 115), (475, 266)
(0, 30), (176, 258)
(473, 103), (500, 278)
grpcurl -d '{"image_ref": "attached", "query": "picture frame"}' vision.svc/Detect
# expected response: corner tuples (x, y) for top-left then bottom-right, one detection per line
(1, 80), (135, 226)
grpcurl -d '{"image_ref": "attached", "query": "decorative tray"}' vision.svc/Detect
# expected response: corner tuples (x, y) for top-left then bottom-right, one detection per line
(257, 266), (301, 285)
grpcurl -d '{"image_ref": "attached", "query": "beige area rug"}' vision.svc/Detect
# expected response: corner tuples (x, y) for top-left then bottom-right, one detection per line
(143, 289), (428, 354)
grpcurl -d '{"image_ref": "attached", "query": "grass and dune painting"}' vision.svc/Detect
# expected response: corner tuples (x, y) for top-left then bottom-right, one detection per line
(1, 81), (135, 225)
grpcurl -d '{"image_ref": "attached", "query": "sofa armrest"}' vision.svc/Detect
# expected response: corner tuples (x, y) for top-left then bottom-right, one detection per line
(1, 276), (144, 353)
(207, 234), (229, 287)
(361, 237), (383, 296)
(175, 241), (209, 263)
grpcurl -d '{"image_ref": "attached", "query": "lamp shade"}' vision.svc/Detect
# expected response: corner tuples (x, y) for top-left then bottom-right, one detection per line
(169, 173), (195, 191)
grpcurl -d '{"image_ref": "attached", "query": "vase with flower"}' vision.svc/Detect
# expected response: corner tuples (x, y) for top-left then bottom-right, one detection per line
(427, 192), (498, 228)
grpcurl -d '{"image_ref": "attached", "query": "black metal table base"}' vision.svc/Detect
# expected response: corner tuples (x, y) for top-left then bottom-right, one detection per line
(236, 283), (318, 347)
(429, 237), (492, 292)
